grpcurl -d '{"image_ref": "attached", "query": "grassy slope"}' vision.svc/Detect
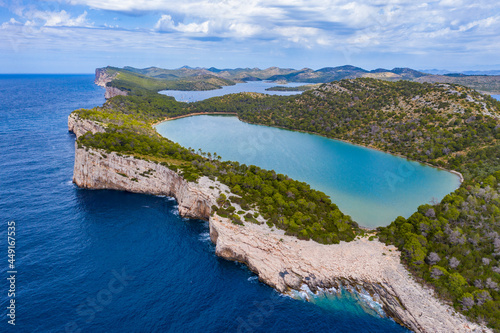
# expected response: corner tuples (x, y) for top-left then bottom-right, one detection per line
(109, 65), (500, 94)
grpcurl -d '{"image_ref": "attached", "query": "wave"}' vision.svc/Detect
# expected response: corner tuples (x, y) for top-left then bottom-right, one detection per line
(199, 232), (211, 242)
(288, 283), (386, 318)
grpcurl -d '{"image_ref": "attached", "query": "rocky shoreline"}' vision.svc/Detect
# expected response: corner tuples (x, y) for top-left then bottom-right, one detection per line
(69, 115), (490, 333)
(94, 68), (128, 99)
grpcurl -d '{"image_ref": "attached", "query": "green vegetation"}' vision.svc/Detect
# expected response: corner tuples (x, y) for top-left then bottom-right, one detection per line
(78, 126), (358, 242)
(78, 70), (500, 329)
(74, 84), (359, 243)
(105, 67), (236, 93)
(104, 65), (500, 95)
(191, 79), (499, 167)
(188, 78), (500, 329)
(417, 74), (500, 94)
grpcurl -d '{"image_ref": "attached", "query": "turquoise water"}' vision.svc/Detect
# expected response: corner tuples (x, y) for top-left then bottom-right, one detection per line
(156, 115), (461, 227)
(492, 94), (500, 101)
(159, 81), (307, 102)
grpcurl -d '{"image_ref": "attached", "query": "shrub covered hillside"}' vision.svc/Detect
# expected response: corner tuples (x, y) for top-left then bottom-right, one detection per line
(104, 66), (236, 93)
(187, 78), (500, 330)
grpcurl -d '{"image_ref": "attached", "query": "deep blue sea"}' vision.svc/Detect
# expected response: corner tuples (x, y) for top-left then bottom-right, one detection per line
(0, 75), (409, 332)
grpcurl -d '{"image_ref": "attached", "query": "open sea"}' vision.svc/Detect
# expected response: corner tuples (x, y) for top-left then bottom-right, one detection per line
(0, 74), (410, 332)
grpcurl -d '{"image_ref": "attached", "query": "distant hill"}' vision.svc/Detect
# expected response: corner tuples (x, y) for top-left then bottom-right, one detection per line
(421, 69), (500, 76)
(100, 65), (500, 94)
(416, 74), (500, 94)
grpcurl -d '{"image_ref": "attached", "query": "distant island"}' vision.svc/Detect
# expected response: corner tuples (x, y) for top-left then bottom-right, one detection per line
(70, 65), (500, 332)
(97, 65), (500, 98)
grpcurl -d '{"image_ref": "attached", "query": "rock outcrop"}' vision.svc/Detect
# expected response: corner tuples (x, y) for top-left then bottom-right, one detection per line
(68, 113), (106, 138)
(69, 115), (491, 333)
(73, 146), (225, 220)
(104, 86), (128, 99)
(94, 67), (128, 99)
(210, 216), (489, 333)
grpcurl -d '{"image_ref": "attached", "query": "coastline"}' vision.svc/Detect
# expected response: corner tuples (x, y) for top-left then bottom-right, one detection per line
(69, 115), (489, 332)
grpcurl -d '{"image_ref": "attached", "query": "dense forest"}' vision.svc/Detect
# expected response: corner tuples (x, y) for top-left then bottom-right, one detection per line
(75, 73), (500, 330)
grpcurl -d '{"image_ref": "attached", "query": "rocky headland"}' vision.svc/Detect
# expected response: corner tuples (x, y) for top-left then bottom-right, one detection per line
(94, 68), (128, 99)
(69, 115), (491, 333)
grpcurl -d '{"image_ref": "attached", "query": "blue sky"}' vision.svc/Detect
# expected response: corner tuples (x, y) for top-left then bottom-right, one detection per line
(1, 0), (499, 73)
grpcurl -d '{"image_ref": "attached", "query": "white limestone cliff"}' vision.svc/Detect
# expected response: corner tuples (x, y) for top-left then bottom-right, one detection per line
(94, 68), (128, 99)
(69, 114), (490, 333)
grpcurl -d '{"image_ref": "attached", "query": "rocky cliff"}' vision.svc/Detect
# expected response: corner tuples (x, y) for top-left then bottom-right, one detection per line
(94, 67), (128, 99)
(210, 216), (489, 333)
(68, 113), (106, 138)
(69, 115), (490, 333)
(94, 68), (114, 87)
(73, 145), (225, 220)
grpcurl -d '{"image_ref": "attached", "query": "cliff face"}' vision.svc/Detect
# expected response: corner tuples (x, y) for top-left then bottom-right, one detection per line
(104, 86), (128, 99)
(210, 216), (488, 333)
(68, 113), (106, 138)
(94, 67), (128, 99)
(94, 67), (114, 87)
(69, 115), (490, 333)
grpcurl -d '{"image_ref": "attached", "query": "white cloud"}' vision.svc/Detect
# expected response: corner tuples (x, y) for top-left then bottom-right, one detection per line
(1, 18), (21, 28)
(458, 16), (498, 32)
(155, 15), (209, 34)
(228, 23), (262, 37)
(273, 26), (323, 46)
(154, 15), (176, 32)
(2, 0), (500, 69)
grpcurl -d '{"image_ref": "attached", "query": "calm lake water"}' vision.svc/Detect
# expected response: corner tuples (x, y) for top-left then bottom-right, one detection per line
(0, 75), (409, 332)
(157, 115), (460, 227)
(159, 81), (307, 102)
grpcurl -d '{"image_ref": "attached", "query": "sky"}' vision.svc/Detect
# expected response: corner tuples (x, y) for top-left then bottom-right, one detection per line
(0, 0), (499, 73)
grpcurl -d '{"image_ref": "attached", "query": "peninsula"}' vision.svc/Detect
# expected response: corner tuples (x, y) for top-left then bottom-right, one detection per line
(69, 66), (500, 332)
